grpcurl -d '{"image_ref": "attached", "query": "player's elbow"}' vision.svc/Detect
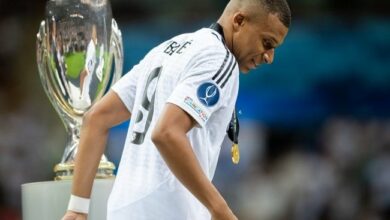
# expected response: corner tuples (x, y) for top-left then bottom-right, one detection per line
(151, 125), (176, 148)
(82, 106), (109, 131)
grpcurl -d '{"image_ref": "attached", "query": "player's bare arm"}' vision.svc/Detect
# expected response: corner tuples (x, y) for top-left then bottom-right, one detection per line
(151, 103), (237, 220)
(62, 91), (131, 219)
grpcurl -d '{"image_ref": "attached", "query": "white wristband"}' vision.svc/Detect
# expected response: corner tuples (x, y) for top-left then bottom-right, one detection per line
(67, 194), (90, 214)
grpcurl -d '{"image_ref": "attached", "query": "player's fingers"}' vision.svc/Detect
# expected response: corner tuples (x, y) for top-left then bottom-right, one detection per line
(61, 211), (78, 220)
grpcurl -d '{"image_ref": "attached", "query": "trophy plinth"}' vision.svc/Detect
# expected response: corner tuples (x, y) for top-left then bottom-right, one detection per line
(36, 0), (123, 180)
(22, 179), (114, 220)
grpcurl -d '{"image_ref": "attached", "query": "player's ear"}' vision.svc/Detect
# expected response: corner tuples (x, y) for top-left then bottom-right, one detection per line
(232, 12), (245, 32)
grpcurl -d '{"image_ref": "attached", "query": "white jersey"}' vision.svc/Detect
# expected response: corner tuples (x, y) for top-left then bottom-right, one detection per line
(73, 39), (96, 109)
(108, 25), (239, 220)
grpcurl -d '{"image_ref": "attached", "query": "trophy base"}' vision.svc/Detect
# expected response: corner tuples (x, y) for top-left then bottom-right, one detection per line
(54, 161), (116, 180)
(22, 179), (114, 220)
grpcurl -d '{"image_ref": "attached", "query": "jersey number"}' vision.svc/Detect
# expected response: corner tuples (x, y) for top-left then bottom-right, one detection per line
(131, 67), (162, 145)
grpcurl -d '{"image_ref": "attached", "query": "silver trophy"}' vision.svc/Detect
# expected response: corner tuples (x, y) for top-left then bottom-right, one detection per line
(36, 0), (123, 180)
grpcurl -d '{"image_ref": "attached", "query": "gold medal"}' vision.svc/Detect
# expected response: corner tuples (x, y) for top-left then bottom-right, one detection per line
(227, 109), (240, 164)
(231, 143), (240, 164)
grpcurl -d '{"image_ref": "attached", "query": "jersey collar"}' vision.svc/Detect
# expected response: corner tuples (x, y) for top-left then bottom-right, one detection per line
(209, 23), (226, 44)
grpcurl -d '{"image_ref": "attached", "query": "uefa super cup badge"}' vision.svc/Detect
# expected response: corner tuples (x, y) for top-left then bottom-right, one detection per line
(36, 0), (123, 180)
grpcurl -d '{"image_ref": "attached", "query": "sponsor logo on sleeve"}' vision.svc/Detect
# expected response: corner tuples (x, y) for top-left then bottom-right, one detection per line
(197, 82), (220, 107)
(184, 96), (209, 122)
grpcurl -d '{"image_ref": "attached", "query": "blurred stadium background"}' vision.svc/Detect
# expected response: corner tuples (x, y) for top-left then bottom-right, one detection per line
(1, 0), (390, 219)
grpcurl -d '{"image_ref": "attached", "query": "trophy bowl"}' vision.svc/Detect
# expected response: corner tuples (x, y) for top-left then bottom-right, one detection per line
(36, 0), (123, 180)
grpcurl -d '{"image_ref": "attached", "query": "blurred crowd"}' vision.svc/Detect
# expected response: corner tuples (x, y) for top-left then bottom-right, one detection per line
(1, 0), (390, 220)
(214, 118), (390, 220)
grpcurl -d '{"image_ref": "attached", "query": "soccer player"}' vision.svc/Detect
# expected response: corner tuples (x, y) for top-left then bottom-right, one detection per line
(62, 0), (290, 219)
(75, 25), (97, 109)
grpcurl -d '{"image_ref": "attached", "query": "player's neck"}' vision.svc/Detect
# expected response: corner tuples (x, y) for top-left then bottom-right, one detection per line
(216, 19), (234, 54)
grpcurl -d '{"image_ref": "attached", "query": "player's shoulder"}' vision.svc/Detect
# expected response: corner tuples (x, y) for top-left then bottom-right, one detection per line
(160, 27), (226, 56)
(193, 28), (225, 46)
(191, 28), (227, 54)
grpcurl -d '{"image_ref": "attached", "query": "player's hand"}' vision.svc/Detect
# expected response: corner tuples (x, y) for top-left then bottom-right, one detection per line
(61, 210), (87, 220)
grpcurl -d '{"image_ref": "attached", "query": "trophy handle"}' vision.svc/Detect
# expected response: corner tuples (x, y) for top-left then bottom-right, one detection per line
(36, 21), (54, 107)
(37, 20), (78, 126)
(110, 18), (123, 85)
(37, 20), (81, 166)
(36, 21), (46, 78)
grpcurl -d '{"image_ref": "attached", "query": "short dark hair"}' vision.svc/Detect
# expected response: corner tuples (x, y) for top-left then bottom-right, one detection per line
(261, 0), (291, 28)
